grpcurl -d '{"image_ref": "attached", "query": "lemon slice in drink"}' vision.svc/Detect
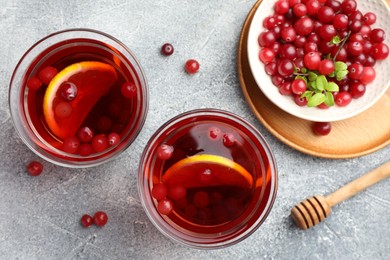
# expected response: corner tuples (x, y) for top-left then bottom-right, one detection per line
(162, 154), (253, 189)
(43, 61), (117, 140)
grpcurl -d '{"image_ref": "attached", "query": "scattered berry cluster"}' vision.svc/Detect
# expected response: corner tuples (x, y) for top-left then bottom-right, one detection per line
(81, 211), (108, 227)
(258, 0), (388, 110)
(160, 43), (200, 74)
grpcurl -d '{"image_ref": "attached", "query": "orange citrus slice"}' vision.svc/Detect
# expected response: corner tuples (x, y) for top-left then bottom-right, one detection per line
(162, 154), (253, 189)
(43, 61), (118, 140)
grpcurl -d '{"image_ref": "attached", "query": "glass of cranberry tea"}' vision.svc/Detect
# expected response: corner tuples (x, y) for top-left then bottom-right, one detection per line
(138, 109), (278, 249)
(9, 29), (148, 167)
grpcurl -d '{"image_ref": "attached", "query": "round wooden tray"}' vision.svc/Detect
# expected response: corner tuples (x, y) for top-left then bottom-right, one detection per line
(238, 0), (390, 159)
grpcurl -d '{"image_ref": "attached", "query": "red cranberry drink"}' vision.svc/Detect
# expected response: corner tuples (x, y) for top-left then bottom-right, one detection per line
(9, 29), (148, 167)
(138, 109), (277, 248)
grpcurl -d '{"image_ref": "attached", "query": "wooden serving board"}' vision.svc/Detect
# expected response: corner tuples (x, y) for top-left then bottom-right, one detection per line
(238, 0), (390, 159)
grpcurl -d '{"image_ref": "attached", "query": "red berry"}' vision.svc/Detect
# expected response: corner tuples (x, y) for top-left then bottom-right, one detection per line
(373, 43), (389, 60)
(93, 211), (108, 227)
(318, 24), (336, 42)
(185, 59), (200, 74)
(121, 82), (137, 99)
(184, 204), (197, 217)
(312, 122), (331, 136)
(198, 169), (213, 184)
(79, 144), (94, 156)
(193, 191), (210, 208)
(306, 0), (321, 16)
(80, 214), (94, 227)
(348, 63), (364, 80)
(157, 144), (174, 160)
(279, 82), (292, 95)
(360, 67), (376, 85)
(291, 79), (307, 95)
(107, 132), (120, 146)
(26, 77), (42, 90)
(97, 116), (112, 132)
(152, 183), (168, 201)
(27, 161), (43, 176)
(281, 27), (297, 42)
(277, 59), (294, 77)
(38, 66), (58, 85)
(258, 31), (277, 47)
(274, 0), (290, 14)
(349, 82), (366, 98)
(222, 133), (235, 147)
(55, 102), (73, 118)
(208, 126), (222, 141)
(333, 14), (349, 29)
(341, 0), (357, 15)
(363, 12), (376, 25)
(59, 82), (78, 101)
(91, 134), (109, 153)
(157, 198), (174, 215)
(168, 185), (187, 201)
(294, 95), (308, 106)
(77, 126), (94, 143)
(335, 92), (352, 107)
(318, 59), (335, 76)
(62, 136), (80, 154)
(370, 29), (386, 43)
(304, 52), (321, 70)
(318, 6), (335, 24)
(293, 3), (307, 17)
(161, 43), (174, 56)
(294, 17), (314, 36)
(259, 48), (275, 64)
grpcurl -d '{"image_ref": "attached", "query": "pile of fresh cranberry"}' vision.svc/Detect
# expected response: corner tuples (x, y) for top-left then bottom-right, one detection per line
(258, 0), (389, 110)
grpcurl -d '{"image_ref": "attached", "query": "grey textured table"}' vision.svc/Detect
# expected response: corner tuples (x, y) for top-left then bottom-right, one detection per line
(0, 0), (389, 259)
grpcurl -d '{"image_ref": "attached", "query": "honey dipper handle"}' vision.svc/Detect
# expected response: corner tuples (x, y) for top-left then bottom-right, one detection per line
(326, 161), (390, 207)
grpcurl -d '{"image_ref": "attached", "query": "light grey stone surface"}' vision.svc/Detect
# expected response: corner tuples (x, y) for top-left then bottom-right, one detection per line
(0, 0), (389, 259)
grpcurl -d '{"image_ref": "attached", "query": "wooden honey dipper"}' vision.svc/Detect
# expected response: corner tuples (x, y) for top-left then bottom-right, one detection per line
(291, 161), (390, 230)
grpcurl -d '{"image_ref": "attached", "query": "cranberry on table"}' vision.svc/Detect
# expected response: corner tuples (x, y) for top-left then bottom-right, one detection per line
(27, 161), (43, 176)
(312, 122), (331, 136)
(185, 59), (200, 74)
(80, 214), (94, 228)
(161, 43), (174, 56)
(93, 211), (108, 227)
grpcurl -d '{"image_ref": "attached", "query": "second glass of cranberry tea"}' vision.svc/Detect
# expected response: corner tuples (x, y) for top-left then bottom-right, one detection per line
(9, 29), (148, 167)
(139, 109), (277, 249)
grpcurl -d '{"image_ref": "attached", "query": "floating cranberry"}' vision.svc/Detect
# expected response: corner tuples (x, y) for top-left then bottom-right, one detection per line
(79, 144), (93, 156)
(59, 82), (77, 101)
(222, 133), (235, 147)
(77, 126), (94, 143)
(108, 132), (120, 146)
(157, 144), (174, 160)
(161, 43), (174, 56)
(152, 183), (168, 201)
(97, 116), (112, 132)
(198, 169), (213, 184)
(38, 66), (58, 85)
(208, 126), (222, 141)
(93, 211), (108, 227)
(62, 136), (80, 154)
(168, 185), (187, 201)
(157, 198), (174, 215)
(193, 191), (210, 208)
(185, 59), (200, 74)
(80, 214), (94, 228)
(91, 134), (109, 153)
(55, 102), (73, 119)
(27, 161), (43, 176)
(184, 204), (197, 217)
(26, 77), (42, 90)
(121, 81), (137, 99)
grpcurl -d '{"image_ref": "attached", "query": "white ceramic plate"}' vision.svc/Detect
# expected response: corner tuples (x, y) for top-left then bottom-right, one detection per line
(247, 0), (390, 122)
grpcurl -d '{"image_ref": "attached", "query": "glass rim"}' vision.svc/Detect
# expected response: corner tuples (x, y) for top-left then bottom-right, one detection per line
(8, 28), (149, 168)
(138, 108), (278, 249)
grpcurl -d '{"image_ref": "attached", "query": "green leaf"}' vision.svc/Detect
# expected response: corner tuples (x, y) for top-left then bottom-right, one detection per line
(301, 90), (313, 99)
(308, 71), (318, 82)
(328, 72), (336, 78)
(309, 80), (317, 90)
(293, 64), (298, 74)
(308, 93), (326, 107)
(301, 68), (307, 73)
(326, 53), (332, 60)
(295, 75), (308, 84)
(324, 91), (335, 106)
(316, 75), (328, 91)
(336, 70), (348, 81)
(326, 82), (339, 92)
(330, 35), (342, 45)
(335, 61), (347, 71)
